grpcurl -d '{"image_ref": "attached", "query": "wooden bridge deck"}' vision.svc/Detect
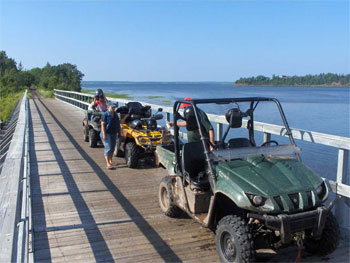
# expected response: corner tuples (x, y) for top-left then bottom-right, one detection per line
(29, 96), (349, 262)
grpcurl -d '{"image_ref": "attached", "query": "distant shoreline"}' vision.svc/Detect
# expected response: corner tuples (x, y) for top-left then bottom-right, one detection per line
(81, 80), (349, 87)
(234, 83), (350, 88)
(234, 73), (350, 87)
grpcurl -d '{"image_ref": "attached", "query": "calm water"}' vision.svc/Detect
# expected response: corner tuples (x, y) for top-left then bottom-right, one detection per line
(82, 81), (350, 181)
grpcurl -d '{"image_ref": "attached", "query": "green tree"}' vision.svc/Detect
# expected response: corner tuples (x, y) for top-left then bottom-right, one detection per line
(235, 73), (350, 86)
(0, 50), (85, 122)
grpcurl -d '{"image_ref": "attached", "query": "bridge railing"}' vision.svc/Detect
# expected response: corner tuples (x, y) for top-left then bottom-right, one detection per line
(54, 89), (349, 232)
(0, 90), (32, 263)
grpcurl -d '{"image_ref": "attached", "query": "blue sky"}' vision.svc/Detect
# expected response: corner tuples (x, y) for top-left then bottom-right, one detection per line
(0, 0), (349, 81)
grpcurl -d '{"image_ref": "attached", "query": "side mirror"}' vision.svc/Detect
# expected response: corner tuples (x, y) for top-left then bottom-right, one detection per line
(155, 113), (163, 120)
(225, 108), (243, 128)
(158, 108), (163, 112)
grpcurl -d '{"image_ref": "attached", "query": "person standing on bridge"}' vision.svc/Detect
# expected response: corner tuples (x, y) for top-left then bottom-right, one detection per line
(100, 102), (121, 170)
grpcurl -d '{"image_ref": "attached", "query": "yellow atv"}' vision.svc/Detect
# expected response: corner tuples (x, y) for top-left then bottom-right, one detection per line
(115, 102), (172, 168)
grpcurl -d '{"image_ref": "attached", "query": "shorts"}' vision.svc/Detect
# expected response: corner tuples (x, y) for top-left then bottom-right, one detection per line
(100, 133), (117, 156)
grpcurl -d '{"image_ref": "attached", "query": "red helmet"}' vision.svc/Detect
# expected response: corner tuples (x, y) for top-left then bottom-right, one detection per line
(179, 97), (193, 109)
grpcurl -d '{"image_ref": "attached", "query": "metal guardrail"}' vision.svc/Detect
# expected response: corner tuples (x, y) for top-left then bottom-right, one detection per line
(54, 89), (350, 231)
(0, 90), (32, 263)
(0, 100), (22, 170)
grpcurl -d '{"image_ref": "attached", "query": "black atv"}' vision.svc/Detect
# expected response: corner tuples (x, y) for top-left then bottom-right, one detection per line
(82, 111), (104, 148)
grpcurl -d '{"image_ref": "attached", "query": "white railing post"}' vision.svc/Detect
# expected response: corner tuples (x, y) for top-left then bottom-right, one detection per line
(335, 149), (349, 229)
(216, 123), (223, 142)
(263, 132), (271, 143)
(166, 112), (171, 122)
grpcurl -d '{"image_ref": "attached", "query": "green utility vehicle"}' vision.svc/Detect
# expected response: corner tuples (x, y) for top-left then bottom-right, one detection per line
(156, 98), (339, 263)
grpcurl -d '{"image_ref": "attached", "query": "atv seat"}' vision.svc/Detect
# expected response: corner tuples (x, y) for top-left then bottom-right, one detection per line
(181, 142), (209, 187)
(119, 102), (152, 122)
(227, 138), (253, 149)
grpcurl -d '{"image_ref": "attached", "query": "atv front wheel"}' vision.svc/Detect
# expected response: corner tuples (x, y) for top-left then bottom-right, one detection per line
(216, 215), (255, 263)
(304, 212), (339, 256)
(159, 176), (182, 218)
(89, 129), (98, 148)
(125, 142), (139, 168)
(114, 137), (124, 157)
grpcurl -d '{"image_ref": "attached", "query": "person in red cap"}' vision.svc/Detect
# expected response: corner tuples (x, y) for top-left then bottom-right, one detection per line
(179, 97), (193, 109)
(168, 97), (215, 150)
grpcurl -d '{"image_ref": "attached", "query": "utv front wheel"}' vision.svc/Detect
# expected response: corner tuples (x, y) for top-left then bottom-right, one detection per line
(159, 176), (182, 218)
(125, 142), (139, 168)
(304, 212), (339, 256)
(114, 137), (124, 157)
(89, 129), (98, 148)
(216, 215), (254, 263)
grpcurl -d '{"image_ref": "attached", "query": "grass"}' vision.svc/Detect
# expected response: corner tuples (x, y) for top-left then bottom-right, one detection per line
(81, 90), (94, 94)
(0, 91), (25, 123)
(36, 88), (54, 98)
(160, 100), (173, 106)
(27, 89), (33, 99)
(104, 92), (132, 99)
(81, 90), (132, 99)
(147, 95), (163, 99)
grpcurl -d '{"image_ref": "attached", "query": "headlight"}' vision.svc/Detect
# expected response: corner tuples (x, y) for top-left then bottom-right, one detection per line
(246, 193), (266, 206)
(315, 181), (327, 200)
(162, 134), (173, 144)
(137, 136), (148, 144)
(253, 196), (264, 205)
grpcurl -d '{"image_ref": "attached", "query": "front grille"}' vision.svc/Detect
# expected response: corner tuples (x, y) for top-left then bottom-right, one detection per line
(274, 196), (284, 210)
(288, 193), (299, 209)
(306, 191), (313, 207)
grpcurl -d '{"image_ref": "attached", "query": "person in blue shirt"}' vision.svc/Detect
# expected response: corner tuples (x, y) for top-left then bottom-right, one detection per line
(100, 102), (121, 170)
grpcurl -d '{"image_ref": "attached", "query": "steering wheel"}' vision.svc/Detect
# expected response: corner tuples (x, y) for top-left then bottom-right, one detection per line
(261, 140), (279, 147)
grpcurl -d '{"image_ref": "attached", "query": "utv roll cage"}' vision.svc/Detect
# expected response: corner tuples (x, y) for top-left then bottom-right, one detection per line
(173, 97), (300, 191)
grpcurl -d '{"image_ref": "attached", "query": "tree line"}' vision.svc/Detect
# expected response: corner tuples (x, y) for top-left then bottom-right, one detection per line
(0, 50), (84, 122)
(235, 73), (350, 87)
(0, 51), (84, 95)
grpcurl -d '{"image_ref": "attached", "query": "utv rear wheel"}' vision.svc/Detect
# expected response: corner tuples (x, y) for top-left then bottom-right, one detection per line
(304, 212), (339, 256)
(216, 215), (254, 263)
(125, 142), (139, 168)
(159, 176), (182, 218)
(89, 129), (98, 148)
(114, 137), (124, 157)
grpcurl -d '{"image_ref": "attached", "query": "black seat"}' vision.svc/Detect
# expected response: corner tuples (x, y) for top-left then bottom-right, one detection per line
(227, 138), (252, 148)
(181, 142), (209, 187)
